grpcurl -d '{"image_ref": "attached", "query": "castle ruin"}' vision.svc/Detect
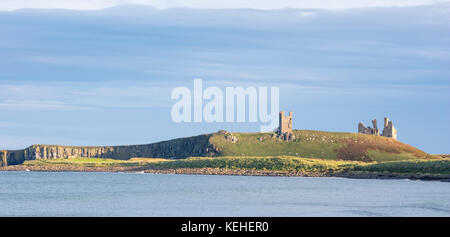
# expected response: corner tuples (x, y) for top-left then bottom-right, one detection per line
(358, 117), (397, 140)
(278, 111), (295, 140)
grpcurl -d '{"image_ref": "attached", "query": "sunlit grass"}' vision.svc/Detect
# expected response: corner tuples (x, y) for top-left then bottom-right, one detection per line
(354, 159), (450, 174)
(21, 156), (450, 175)
(144, 156), (364, 173)
(23, 157), (170, 167)
(210, 130), (431, 162)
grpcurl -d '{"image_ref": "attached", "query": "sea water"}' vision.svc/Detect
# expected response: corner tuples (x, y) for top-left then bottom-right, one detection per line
(0, 171), (449, 216)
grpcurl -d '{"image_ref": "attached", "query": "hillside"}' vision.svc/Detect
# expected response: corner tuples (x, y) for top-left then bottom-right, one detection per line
(209, 130), (435, 162)
(0, 129), (437, 167)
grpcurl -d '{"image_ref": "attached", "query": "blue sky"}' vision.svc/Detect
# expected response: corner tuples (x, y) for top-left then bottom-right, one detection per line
(1, 0), (449, 10)
(0, 2), (449, 154)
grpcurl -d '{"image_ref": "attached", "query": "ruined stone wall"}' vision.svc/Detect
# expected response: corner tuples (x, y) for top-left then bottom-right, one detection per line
(358, 117), (397, 140)
(279, 111), (293, 134)
(0, 134), (220, 167)
(358, 122), (379, 136)
(382, 118), (397, 140)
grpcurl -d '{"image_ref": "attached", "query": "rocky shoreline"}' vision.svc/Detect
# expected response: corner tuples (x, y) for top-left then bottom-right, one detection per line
(1, 164), (449, 182)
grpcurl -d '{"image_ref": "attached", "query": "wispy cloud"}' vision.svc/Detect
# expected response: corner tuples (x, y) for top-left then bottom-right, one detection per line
(0, 100), (97, 111)
(0, 120), (101, 133)
(1, 0), (449, 11)
(0, 82), (172, 111)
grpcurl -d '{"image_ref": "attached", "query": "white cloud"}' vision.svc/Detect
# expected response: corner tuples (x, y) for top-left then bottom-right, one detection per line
(0, 82), (172, 111)
(0, 100), (97, 111)
(0, 0), (449, 11)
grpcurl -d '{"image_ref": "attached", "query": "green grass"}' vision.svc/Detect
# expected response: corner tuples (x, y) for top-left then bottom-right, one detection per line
(22, 156), (362, 173)
(354, 159), (450, 175)
(210, 131), (342, 159)
(365, 150), (421, 162)
(23, 157), (169, 167)
(145, 156), (363, 173)
(210, 130), (432, 162)
(20, 156), (450, 176)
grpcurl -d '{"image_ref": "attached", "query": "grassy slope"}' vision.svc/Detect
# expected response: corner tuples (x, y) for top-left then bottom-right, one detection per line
(209, 130), (437, 162)
(21, 156), (450, 176)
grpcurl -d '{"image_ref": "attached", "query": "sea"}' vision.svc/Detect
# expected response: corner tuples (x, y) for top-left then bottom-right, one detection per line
(0, 171), (449, 216)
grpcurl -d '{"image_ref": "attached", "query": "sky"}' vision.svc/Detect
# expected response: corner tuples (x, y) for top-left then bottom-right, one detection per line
(0, 1), (449, 154)
(0, 0), (449, 10)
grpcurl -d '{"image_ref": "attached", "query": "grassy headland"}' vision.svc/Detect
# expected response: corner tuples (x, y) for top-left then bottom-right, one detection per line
(1, 130), (447, 180)
(210, 130), (436, 162)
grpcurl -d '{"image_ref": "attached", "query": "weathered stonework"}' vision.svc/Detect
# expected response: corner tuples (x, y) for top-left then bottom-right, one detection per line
(382, 117), (397, 140)
(279, 111), (293, 134)
(278, 111), (295, 141)
(358, 117), (397, 140)
(358, 119), (380, 136)
(218, 130), (238, 143)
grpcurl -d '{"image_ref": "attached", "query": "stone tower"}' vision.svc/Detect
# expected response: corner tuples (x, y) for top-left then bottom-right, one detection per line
(382, 117), (397, 140)
(371, 119), (380, 136)
(279, 111), (293, 134)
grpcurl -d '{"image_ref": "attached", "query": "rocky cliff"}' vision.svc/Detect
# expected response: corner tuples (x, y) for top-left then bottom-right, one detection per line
(0, 134), (219, 167)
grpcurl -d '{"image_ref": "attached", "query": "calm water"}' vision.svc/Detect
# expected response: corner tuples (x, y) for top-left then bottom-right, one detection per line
(0, 171), (449, 216)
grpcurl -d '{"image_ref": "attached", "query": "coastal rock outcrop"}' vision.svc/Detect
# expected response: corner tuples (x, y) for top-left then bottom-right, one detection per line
(0, 134), (220, 167)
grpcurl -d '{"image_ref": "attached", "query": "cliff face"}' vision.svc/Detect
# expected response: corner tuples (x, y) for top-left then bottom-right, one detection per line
(0, 134), (220, 167)
(1, 150), (26, 166)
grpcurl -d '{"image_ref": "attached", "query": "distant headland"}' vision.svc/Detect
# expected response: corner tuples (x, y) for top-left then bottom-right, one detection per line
(1, 112), (449, 181)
